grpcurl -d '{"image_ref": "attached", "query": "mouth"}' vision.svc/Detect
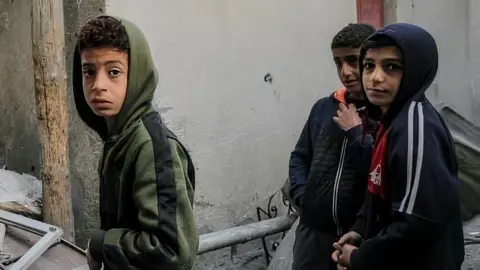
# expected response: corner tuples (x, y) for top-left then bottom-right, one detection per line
(91, 98), (110, 103)
(344, 80), (359, 87)
(90, 98), (112, 108)
(366, 88), (385, 96)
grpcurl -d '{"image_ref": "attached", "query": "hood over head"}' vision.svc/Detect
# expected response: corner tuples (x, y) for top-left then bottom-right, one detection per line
(359, 23), (438, 124)
(73, 16), (158, 140)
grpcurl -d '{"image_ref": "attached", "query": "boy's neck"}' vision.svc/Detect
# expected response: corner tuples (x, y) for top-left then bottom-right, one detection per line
(105, 117), (117, 136)
(346, 91), (364, 101)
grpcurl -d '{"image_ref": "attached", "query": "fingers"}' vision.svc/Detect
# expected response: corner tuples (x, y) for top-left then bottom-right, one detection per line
(336, 109), (343, 117)
(339, 103), (357, 112)
(338, 103), (348, 111)
(337, 236), (347, 245)
(331, 249), (341, 262)
(333, 250), (348, 270)
(337, 103), (358, 119)
(333, 242), (342, 251)
(338, 232), (352, 245)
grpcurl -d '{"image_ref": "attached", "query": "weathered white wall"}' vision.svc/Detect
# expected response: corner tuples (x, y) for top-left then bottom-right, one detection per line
(106, 0), (357, 231)
(387, 0), (480, 124)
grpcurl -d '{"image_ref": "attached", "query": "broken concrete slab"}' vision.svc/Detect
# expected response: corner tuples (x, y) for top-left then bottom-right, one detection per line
(0, 169), (42, 218)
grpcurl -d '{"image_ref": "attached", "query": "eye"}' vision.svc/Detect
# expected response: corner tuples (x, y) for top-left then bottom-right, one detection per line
(345, 56), (358, 65)
(385, 63), (403, 72)
(363, 62), (374, 71)
(82, 68), (95, 77)
(108, 69), (122, 77)
(334, 60), (342, 68)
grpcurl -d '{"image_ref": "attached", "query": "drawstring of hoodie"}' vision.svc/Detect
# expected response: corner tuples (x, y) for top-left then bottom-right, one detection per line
(361, 112), (368, 144)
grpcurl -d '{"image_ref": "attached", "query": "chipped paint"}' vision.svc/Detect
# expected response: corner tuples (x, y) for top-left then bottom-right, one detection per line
(0, 12), (9, 32)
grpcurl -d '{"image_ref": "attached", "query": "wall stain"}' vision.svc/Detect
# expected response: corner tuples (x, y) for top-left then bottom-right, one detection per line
(195, 200), (215, 208)
(264, 72), (280, 100)
(0, 12), (9, 33)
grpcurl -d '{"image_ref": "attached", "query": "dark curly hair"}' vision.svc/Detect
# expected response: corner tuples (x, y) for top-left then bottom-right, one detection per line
(331, 23), (376, 49)
(76, 15), (129, 52)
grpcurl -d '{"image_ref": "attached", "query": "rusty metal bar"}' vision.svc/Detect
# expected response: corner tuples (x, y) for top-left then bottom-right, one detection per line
(197, 214), (297, 255)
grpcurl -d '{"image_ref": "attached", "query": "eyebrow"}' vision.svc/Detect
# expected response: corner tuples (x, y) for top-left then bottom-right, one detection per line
(81, 60), (124, 67)
(363, 57), (402, 62)
(334, 54), (358, 59)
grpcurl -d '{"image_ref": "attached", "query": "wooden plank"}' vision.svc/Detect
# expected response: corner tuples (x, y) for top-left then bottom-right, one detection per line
(30, 0), (74, 241)
(0, 202), (42, 221)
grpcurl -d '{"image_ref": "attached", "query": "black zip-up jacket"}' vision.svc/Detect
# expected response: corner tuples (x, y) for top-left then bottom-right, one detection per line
(289, 88), (380, 236)
(349, 23), (465, 270)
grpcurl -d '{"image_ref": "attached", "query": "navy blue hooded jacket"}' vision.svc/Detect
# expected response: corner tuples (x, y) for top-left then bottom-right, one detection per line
(349, 23), (465, 270)
(289, 88), (380, 237)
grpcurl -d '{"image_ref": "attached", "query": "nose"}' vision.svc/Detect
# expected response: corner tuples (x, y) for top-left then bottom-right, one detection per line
(91, 71), (108, 92)
(370, 66), (385, 84)
(341, 62), (354, 77)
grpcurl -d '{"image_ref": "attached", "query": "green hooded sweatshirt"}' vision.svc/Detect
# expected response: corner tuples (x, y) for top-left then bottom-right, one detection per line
(72, 16), (198, 270)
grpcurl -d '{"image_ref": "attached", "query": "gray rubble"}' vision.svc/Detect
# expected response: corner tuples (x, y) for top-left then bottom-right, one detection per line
(0, 169), (42, 213)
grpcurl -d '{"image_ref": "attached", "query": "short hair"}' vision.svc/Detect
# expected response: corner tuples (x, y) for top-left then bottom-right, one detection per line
(76, 15), (129, 52)
(331, 23), (376, 49)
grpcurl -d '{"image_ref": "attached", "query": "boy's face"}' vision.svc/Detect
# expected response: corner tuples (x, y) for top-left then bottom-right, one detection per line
(332, 47), (362, 97)
(362, 46), (404, 112)
(81, 47), (129, 117)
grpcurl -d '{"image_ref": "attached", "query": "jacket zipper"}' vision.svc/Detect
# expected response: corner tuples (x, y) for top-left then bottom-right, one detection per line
(332, 137), (348, 237)
(99, 147), (107, 229)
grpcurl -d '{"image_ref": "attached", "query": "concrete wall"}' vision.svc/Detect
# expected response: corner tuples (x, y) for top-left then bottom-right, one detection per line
(105, 0), (358, 232)
(385, 0), (480, 124)
(0, 0), (105, 247)
(0, 1), (40, 179)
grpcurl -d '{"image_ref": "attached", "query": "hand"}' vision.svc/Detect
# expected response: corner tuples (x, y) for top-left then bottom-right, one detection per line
(332, 231), (361, 269)
(86, 239), (102, 270)
(332, 243), (357, 267)
(333, 103), (362, 131)
(332, 250), (348, 269)
(332, 249), (342, 264)
(337, 231), (362, 246)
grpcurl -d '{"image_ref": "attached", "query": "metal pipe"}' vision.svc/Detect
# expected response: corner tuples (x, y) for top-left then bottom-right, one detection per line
(0, 210), (63, 270)
(0, 224), (5, 252)
(197, 214), (297, 255)
(452, 132), (480, 154)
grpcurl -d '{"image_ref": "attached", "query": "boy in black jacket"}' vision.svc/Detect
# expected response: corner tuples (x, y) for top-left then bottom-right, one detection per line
(288, 23), (380, 270)
(332, 23), (465, 270)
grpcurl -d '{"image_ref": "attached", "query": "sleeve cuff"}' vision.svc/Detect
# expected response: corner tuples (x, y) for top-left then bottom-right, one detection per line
(350, 221), (365, 239)
(89, 229), (106, 262)
(345, 125), (363, 143)
(349, 248), (365, 270)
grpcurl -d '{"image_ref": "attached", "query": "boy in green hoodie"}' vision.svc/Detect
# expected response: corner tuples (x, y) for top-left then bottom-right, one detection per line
(73, 15), (198, 270)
